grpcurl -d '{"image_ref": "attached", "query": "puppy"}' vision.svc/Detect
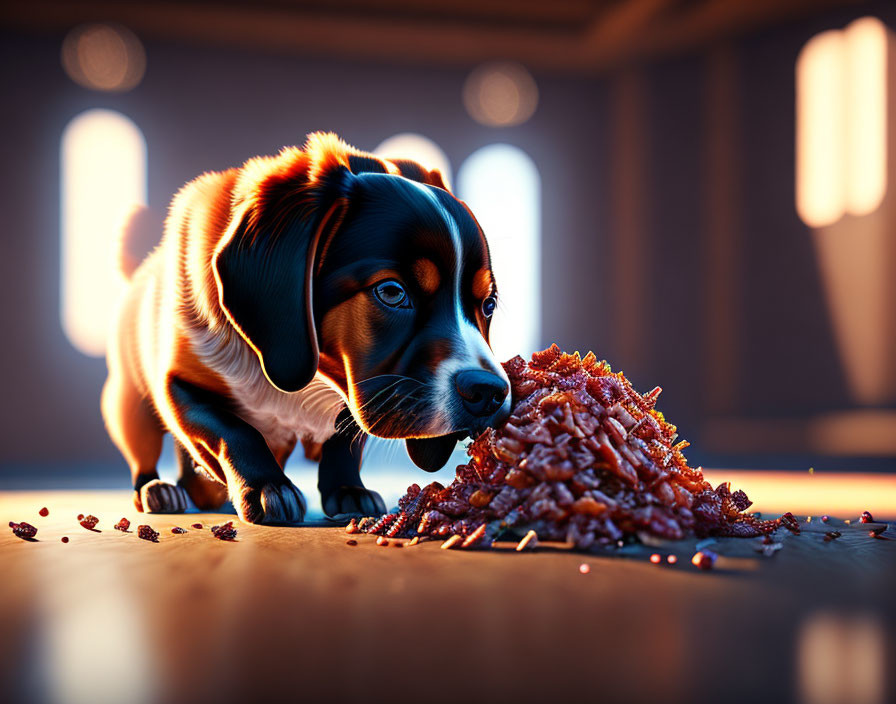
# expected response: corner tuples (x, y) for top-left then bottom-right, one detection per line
(102, 132), (512, 524)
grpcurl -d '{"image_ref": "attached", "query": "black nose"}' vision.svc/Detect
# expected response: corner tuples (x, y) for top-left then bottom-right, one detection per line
(454, 370), (509, 417)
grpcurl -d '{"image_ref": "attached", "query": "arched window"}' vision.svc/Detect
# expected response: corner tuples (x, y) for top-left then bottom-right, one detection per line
(61, 108), (147, 356)
(457, 144), (541, 361)
(374, 132), (452, 188)
(796, 17), (888, 227)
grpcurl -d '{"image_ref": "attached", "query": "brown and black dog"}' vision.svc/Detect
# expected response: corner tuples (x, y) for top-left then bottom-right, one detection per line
(102, 132), (511, 524)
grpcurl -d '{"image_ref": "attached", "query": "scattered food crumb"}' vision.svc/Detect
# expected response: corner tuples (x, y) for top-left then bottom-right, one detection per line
(691, 550), (717, 570)
(667, 555), (678, 564)
(211, 522), (237, 541)
(77, 513), (84, 520)
(9, 521), (37, 540)
(79, 515), (99, 530)
(868, 525), (886, 537)
(137, 525), (159, 542)
(860, 511), (874, 524)
(345, 538), (358, 546)
(392, 541), (404, 548)
(376, 536), (390, 547)
(808, 467), (814, 475)
(171, 527), (187, 534)
(845, 519), (851, 525)
(821, 515), (830, 523)
(114, 518), (131, 532)
(515, 530), (538, 552)
(408, 537), (420, 546)
(61, 536), (69, 543)
(824, 531), (842, 542)
(579, 563), (590, 574)
(190, 523), (203, 530)
(441, 535), (461, 550)
(779, 513), (801, 535)
(806, 516), (812, 523)
(345, 519), (359, 534)
(38, 507), (49, 517)
(649, 553), (661, 564)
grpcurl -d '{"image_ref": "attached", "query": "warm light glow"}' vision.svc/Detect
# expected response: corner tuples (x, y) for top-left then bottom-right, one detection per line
(701, 470), (896, 519)
(796, 18), (888, 227)
(843, 17), (888, 217)
(61, 23), (146, 92)
(463, 62), (539, 127)
(796, 30), (847, 227)
(798, 612), (885, 704)
(61, 109), (147, 357)
(458, 145), (541, 361)
(374, 133), (452, 188)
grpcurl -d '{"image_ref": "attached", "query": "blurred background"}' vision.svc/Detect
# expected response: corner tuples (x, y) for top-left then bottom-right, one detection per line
(1, 0), (895, 494)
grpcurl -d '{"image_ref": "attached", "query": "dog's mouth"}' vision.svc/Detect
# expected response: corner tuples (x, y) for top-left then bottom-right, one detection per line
(404, 432), (467, 472)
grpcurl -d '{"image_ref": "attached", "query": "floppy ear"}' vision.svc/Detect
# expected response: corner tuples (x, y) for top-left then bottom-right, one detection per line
(213, 170), (352, 393)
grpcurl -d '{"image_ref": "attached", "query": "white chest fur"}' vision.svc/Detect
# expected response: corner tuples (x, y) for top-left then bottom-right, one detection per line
(189, 324), (346, 455)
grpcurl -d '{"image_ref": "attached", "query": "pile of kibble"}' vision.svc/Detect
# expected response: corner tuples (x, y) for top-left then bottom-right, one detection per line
(356, 345), (786, 550)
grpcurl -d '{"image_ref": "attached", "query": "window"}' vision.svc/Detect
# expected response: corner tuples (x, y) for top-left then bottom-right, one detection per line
(374, 132), (452, 188)
(61, 108), (147, 356)
(457, 144), (541, 361)
(796, 17), (888, 227)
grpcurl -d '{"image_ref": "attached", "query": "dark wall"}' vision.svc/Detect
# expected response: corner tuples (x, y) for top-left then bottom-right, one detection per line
(1, 1), (893, 475)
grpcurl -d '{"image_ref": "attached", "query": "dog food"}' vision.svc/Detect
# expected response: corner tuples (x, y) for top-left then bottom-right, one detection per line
(79, 515), (100, 530)
(357, 345), (784, 550)
(39, 507), (49, 517)
(9, 521), (38, 540)
(114, 518), (131, 532)
(137, 525), (159, 542)
(61, 536), (69, 543)
(171, 527), (187, 534)
(211, 522), (237, 541)
(191, 523), (203, 530)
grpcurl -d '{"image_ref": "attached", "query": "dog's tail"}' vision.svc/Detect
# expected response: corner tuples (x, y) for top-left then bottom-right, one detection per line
(118, 205), (164, 279)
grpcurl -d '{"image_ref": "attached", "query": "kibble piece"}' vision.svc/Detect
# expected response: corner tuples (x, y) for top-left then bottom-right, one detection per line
(9, 521), (37, 540)
(79, 515), (100, 530)
(114, 518), (131, 532)
(77, 513), (84, 521)
(579, 563), (591, 574)
(376, 536), (389, 547)
(407, 536), (420, 546)
(860, 511), (874, 523)
(38, 507), (49, 517)
(824, 531), (842, 542)
(345, 519), (359, 534)
(515, 530), (537, 552)
(61, 536), (69, 543)
(171, 527), (187, 534)
(137, 525), (159, 542)
(211, 522), (237, 541)
(345, 538), (358, 546)
(440, 535), (462, 550)
(691, 550), (717, 570)
(191, 523), (203, 530)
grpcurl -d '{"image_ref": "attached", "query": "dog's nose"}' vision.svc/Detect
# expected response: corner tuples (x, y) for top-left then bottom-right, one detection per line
(455, 370), (509, 417)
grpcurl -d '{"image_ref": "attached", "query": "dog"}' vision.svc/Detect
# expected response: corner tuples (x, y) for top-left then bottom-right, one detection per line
(102, 132), (512, 524)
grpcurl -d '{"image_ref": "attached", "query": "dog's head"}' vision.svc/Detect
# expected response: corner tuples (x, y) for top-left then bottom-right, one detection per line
(214, 133), (511, 471)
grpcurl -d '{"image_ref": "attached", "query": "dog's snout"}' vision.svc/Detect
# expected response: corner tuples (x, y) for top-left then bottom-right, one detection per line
(454, 370), (509, 417)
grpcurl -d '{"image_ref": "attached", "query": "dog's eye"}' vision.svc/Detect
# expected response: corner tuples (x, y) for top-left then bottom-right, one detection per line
(481, 296), (497, 319)
(373, 280), (411, 309)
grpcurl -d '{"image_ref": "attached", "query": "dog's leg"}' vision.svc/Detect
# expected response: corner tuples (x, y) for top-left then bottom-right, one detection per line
(101, 376), (180, 513)
(318, 410), (386, 518)
(175, 441), (229, 511)
(167, 377), (306, 524)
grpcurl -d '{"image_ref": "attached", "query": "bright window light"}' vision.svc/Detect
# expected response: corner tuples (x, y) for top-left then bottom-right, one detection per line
(61, 109), (147, 356)
(374, 133), (452, 188)
(796, 17), (888, 227)
(458, 144), (541, 362)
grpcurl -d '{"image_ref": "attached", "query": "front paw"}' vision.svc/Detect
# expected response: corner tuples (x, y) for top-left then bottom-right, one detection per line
(322, 486), (387, 518)
(138, 479), (190, 513)
(236, 482), (306, 525)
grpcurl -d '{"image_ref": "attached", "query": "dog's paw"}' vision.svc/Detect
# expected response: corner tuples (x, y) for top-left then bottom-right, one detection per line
(236, 482), (306, 525)
(322, 486), (387, 518)
(139, 480), (190, 513)
(178, 471), (229, 511)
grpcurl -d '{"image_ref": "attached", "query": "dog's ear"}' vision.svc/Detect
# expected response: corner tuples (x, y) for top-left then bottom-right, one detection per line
(213, 167), (353, 393)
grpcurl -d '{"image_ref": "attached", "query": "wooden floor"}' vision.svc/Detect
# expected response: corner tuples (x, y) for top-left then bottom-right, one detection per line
(1, 490), (894, 704)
